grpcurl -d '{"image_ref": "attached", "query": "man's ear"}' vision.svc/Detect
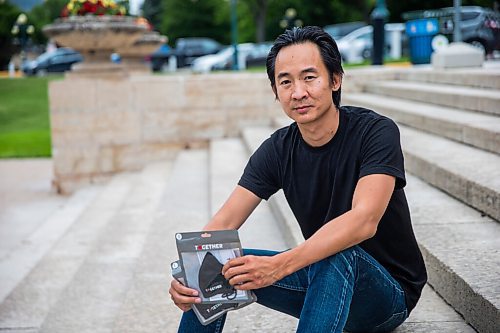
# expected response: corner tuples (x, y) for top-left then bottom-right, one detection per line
(271, 84), (279, 101)
(331, 74), (342, 92)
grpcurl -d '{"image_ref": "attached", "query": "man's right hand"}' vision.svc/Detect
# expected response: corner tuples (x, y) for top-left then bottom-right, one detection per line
(169, 279), (201, 312)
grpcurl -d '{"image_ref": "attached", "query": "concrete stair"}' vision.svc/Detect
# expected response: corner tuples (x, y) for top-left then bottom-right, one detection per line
(363, 80), (500, 116)
(341, 68), (500, 333)
(0, 66), (498, 332)
(342, 93), (500, 155)
(395, 67), (500, 90)
(0, 145), (297, 332)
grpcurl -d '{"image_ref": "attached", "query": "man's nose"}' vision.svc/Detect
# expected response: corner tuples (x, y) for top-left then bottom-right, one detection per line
(291, 82), (307, 100)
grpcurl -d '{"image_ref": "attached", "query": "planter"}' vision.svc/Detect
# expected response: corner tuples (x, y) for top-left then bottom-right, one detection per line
(116, 31), (167, 71)
(43, 15), (148, 75)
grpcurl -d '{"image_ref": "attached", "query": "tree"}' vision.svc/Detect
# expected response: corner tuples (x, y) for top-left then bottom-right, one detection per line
(0, 0), (22, 70)
(28, 0), (67, 44)
(240, 0), (270, 43)
(160, 0), (231, 44)
(142, 0), (163, 31)
(264, 0), (371, 41)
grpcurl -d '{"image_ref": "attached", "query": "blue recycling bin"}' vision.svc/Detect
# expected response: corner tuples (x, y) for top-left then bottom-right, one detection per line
(405, 18), (439, 64)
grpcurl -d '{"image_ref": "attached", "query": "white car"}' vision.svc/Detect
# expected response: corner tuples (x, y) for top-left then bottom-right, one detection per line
(192, 43), (255, 73)
(337, 23), (405, 64)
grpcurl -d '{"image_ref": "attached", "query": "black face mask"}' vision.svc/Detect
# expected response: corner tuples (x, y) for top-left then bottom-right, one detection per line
(198, 252), (236, 300)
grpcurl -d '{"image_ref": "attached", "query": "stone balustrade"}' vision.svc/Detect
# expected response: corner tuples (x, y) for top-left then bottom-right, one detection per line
(49, 72), (281, 193)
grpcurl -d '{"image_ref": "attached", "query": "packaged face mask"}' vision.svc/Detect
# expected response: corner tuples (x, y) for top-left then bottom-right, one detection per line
(198, 252), (237, 299)
(175, 230), (255, 304)
(171, 260), (256, 326)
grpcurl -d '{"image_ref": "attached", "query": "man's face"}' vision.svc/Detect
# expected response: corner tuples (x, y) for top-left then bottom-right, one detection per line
(273, 41), (340, 125)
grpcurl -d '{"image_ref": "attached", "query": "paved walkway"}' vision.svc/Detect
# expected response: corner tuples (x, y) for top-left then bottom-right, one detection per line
(0, 159), (66, 260)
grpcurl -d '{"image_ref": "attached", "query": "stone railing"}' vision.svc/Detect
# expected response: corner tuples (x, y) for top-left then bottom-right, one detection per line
(49, 72), (281, 193)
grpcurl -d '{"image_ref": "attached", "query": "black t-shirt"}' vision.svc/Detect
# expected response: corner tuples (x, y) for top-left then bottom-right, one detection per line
(238, 105), (427, 313)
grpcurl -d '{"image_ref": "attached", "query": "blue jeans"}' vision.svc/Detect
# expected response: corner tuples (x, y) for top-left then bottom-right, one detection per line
(178, 246), (408, 333)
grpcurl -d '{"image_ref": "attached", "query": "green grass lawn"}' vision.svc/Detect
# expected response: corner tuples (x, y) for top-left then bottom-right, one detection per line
(0, 76), (61, 158)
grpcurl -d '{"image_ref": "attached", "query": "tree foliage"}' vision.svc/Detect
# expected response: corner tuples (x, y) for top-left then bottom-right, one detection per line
(28, 0), (67, 44)
(156, 0), (498, 47)
(160, 0), (231, 44)
(142, 0), (163, 31)
(0, 0), (22, 69)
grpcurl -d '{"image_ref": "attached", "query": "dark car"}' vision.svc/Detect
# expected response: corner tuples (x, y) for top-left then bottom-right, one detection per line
(150, 37), (223, 72)
(245, 42), (273, 68)
(439, 6), (500, 55)
(22, 48), (83, 76)
(404, 6), (500, 56)
(174, 37), (223, 68)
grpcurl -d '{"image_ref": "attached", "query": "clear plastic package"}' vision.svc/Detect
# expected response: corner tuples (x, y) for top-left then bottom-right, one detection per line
(171, 259), (256, 326)
(175, 230), (255, 304)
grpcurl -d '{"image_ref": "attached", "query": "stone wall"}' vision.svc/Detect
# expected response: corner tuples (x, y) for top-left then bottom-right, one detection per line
(49, 72), (281, 193)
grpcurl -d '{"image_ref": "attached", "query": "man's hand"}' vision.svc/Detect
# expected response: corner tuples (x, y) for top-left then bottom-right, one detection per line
(169, 279), (201, 312)
(222, 255), (283, 290)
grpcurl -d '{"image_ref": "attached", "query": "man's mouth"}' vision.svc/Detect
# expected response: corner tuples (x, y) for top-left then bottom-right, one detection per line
(293, 105), (312, 113)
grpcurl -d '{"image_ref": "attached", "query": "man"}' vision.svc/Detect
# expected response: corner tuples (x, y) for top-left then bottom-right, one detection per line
(169, 26), (427, 333)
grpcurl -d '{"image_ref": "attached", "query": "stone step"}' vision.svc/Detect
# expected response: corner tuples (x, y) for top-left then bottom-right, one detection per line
(241, 126), (304, 248)
(0, 185), (101, 304)
(364, 80), (500, 116)
(406, 173), (500, 333)
(209, 138), (298, 331)
(240, 125), (479, 332)
(0, 159), (67, 262)
(209, 138), (291, 251)
(112, 150), (208, 333)
(0, 172), (134, 331)
(38, 161), (173, 333)
(400, 125), (500, 222)
(396, 67), (500, 90)
(343, 92), (500, 155)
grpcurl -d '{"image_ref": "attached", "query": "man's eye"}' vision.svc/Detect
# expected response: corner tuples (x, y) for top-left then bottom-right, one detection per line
(280, 80), (291, 86)
(305, 76), (316, 81)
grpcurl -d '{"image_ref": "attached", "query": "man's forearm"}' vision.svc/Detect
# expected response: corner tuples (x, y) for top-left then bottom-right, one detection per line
(273, 208), (377, 279)
(272, 174), (394, 279)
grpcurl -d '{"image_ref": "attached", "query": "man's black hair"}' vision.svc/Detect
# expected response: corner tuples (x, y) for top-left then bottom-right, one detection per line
(266, 26), (344, 108)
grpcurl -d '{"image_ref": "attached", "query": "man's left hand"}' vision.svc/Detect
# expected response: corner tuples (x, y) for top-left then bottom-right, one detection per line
(222, 255), (282, 290)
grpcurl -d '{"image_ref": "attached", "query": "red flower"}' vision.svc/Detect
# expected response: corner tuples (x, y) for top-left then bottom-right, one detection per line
(61, 7), (69, 17)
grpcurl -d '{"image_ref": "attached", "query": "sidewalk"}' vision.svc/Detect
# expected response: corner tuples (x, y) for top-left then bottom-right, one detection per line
(0, 159), (66, 260)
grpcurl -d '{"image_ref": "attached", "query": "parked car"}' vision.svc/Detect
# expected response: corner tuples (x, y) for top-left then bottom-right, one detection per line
(336, 23), (406, 63)
(192, 43), (255, 73)
(438, 6), (500, 55)
(150, 37), (223, 71)
(323, 21), (367, 41)
(403, 6), (499, 56)
(22, 47), (83, 76)
(245, 42), (273, 68)
(174, 37), (223, 68)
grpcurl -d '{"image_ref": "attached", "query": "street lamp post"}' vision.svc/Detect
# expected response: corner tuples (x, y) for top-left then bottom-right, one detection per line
(370, 0), (389, 65)
(230, 0), (239, 70)
(11, 13), (35, 63)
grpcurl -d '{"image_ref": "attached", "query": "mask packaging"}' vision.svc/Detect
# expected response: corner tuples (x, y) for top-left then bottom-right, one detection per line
(175, 230), (255, 305)
(171, 260), (256, 326)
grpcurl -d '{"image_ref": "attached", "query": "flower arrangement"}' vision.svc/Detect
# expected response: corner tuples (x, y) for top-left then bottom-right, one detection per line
(61, 0), (129, 17)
